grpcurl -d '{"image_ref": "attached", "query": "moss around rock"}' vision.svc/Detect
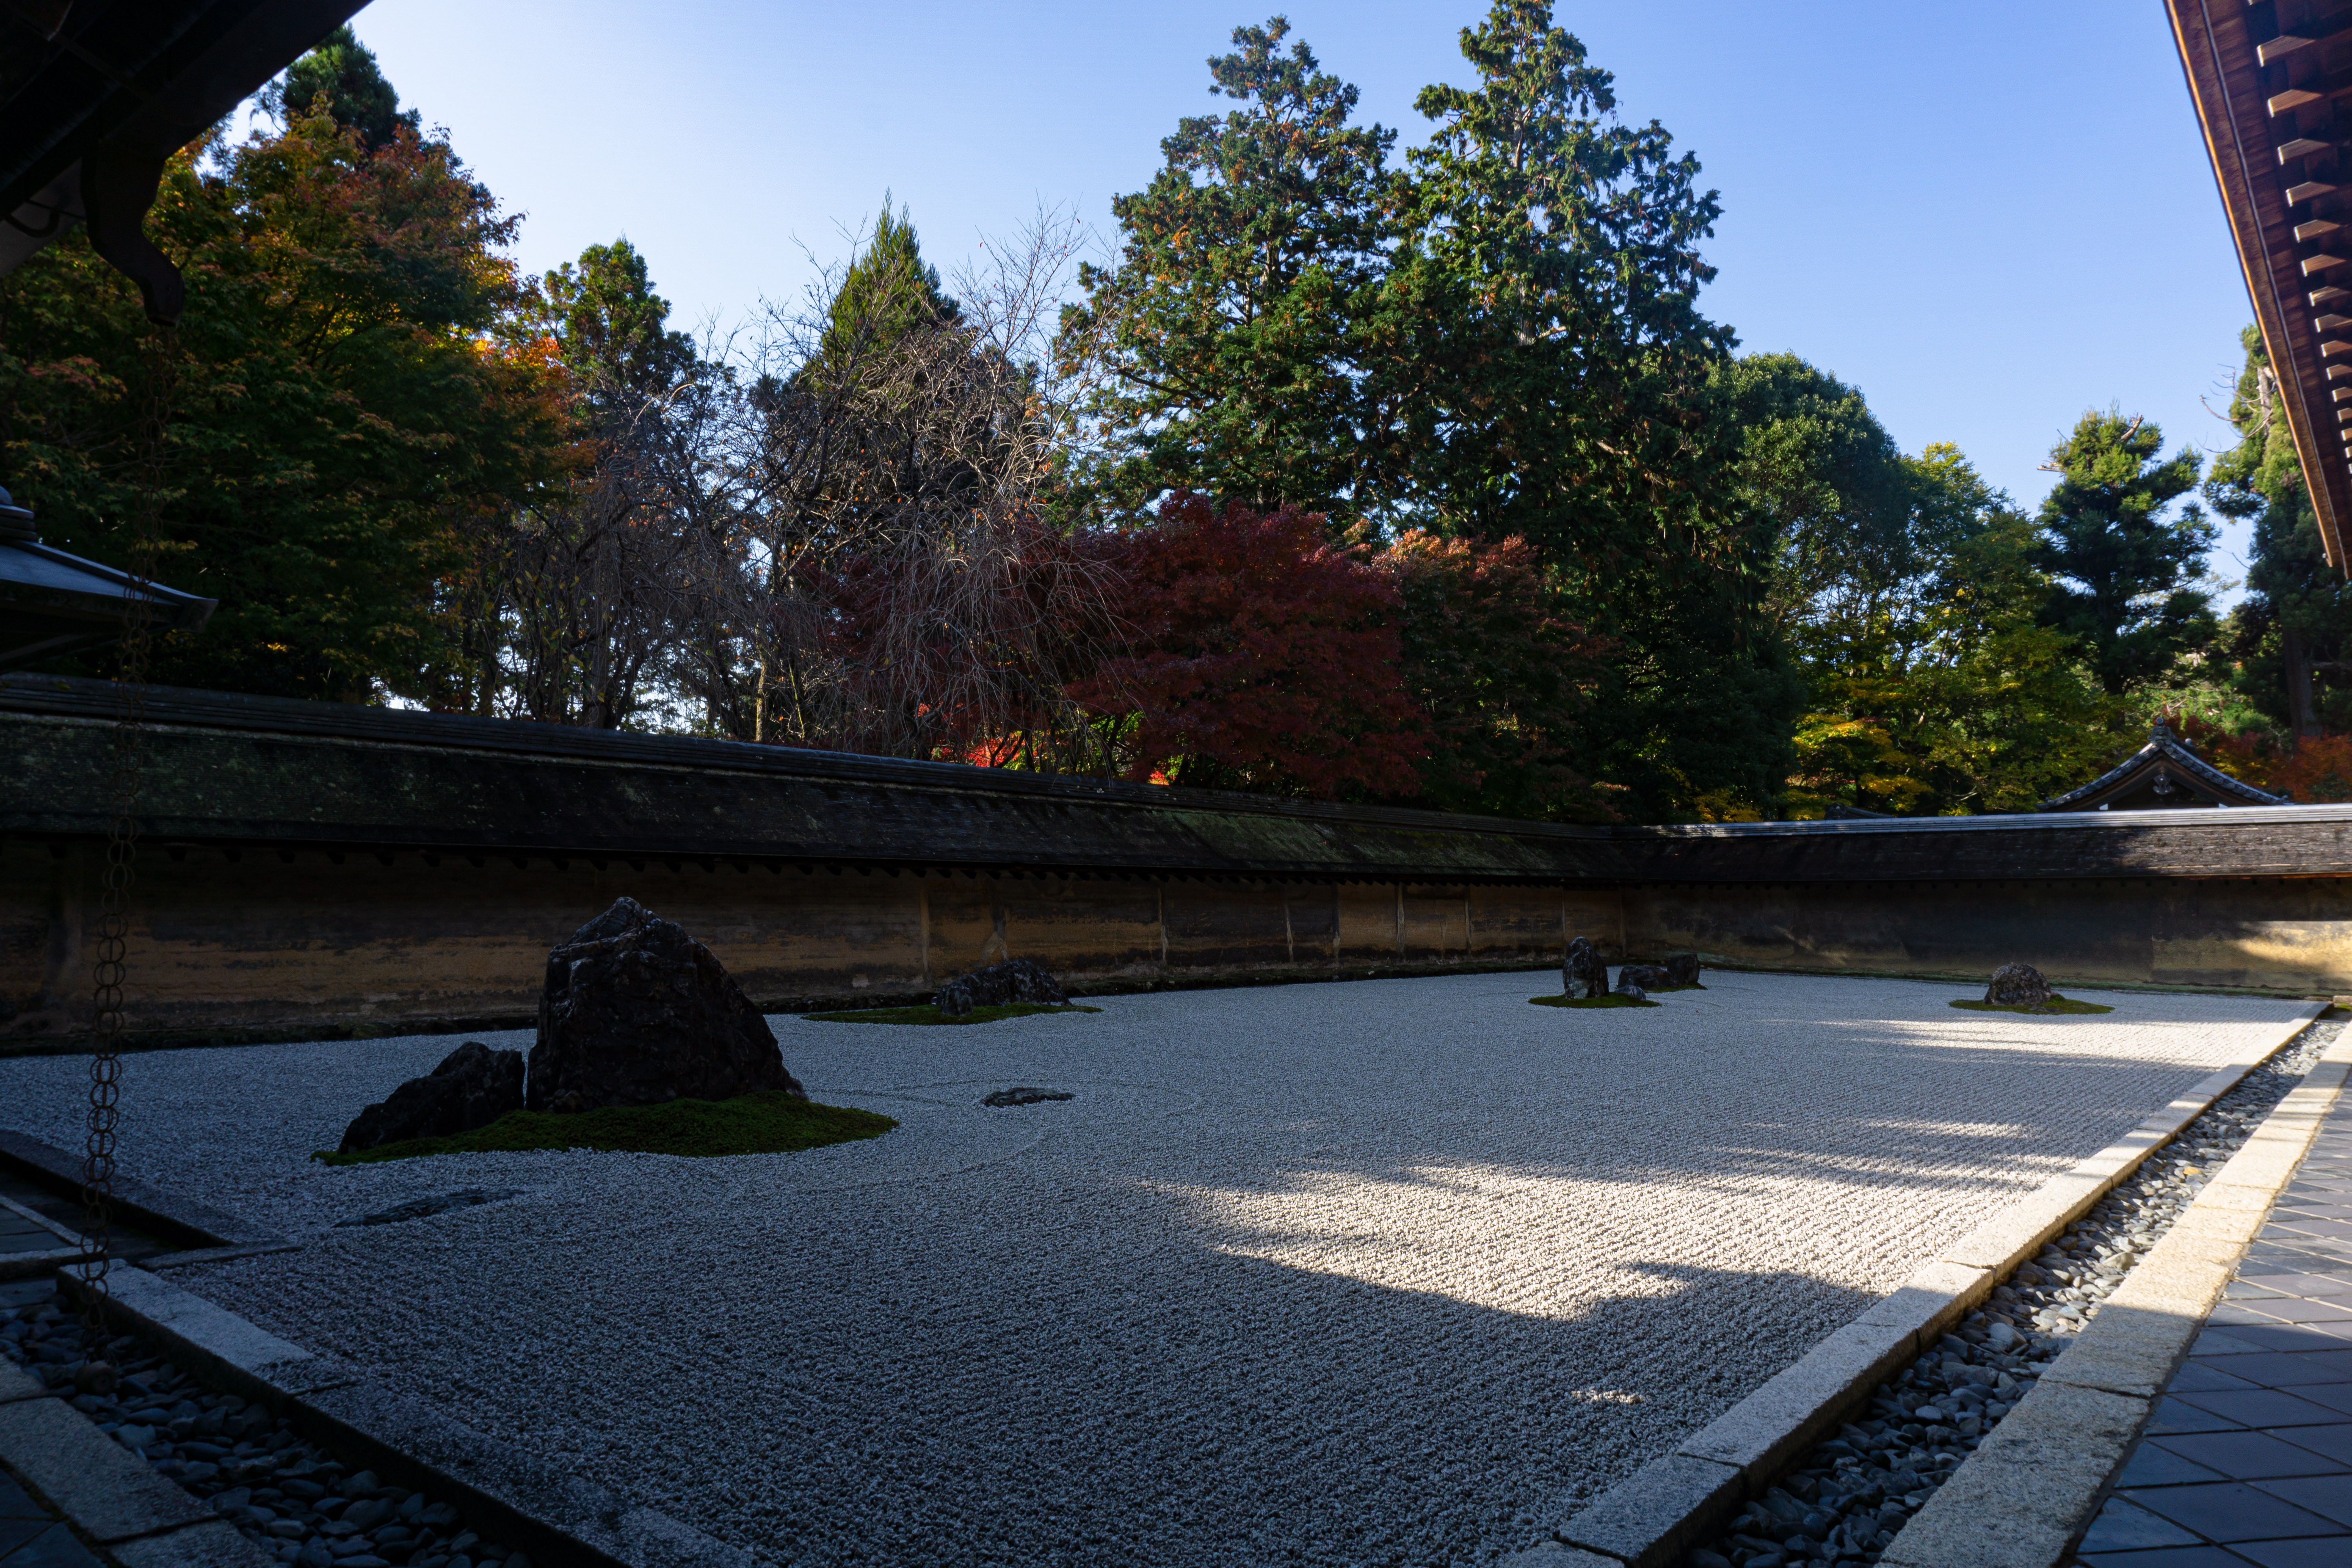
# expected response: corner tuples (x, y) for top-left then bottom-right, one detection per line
(1949, 996), (2115, 1016)
(802, 1003), (1103, 1026)
(1529, 993), (1661, 1009)
(312, 1089), (894, 1164)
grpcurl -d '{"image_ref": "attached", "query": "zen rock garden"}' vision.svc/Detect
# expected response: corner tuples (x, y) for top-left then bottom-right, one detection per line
(6, 958), (2319, 1568)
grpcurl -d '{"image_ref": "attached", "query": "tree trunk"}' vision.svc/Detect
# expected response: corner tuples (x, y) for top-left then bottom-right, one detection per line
(2286, 626), (2320, 740)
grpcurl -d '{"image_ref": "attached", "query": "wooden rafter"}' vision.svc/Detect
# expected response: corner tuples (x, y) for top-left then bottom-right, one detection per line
(2170, 0), (2352, 572)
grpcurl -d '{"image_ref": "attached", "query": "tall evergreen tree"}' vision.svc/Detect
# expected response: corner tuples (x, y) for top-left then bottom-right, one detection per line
(261, 25), (421, 150)
(2033, 411), (2214, 695)
(536, 238), (699, 405)
(2206, 325), (2352, 733)
(1372, 0), (1732, 557)
(820, 202), (960, 365)
(1061, 17), (1392, 515)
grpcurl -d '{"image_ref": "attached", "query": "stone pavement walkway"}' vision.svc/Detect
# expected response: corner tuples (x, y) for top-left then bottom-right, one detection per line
(0, 1464), (106, 1568)
(2073, 1103), (2352, 1565)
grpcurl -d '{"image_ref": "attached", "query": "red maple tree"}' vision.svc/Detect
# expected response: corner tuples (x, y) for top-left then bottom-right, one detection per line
(1074, 495), (1429, 797)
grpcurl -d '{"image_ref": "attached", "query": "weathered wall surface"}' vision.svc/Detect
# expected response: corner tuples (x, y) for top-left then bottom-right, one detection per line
(13, 677), (2352, 1040)
(1625, 878), (2352, 993)
(0, 841), (1621, 1037)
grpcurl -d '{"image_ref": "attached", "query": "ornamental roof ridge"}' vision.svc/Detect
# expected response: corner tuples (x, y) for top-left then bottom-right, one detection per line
(2036, 720), (2291, 811)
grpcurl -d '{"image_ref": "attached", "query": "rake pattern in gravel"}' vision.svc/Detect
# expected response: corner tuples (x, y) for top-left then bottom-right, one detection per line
(0, 972), (2314, 1567)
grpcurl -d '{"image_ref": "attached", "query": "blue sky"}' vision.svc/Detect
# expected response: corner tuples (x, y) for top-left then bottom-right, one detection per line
(341, 0), (2258, 591)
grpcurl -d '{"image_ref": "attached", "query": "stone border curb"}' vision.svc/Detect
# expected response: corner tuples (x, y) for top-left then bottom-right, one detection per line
(0, 1373), (274, 1567)
(1877, 1030), (2352, 1568)
(0, 1130), (281, 1251)
(1537, 1000), (2330, 1568)
(57, 1265), (757, 1568)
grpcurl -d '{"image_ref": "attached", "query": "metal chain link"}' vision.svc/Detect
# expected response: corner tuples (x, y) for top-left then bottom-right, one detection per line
(78, 323), (174, 1366)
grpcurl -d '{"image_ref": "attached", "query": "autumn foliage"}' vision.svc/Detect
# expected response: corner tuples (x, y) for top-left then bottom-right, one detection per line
(1073, 495), (1428, 797)
(2178, 717), (2352, 804)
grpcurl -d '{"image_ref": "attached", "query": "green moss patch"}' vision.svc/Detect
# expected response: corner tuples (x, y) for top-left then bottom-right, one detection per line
(802, 1003), (1102, 1026)
(1645, 984), (1706, 993)
(1949, 996), (2115, 1016)
(1530, 993), (1661, 1009)
(312, 1091), (896, 1165)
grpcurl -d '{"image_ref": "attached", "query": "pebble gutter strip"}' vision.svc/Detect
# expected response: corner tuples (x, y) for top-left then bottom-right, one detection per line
(0, 1261), (754, 1568)
(1511, 1001), (2332, 1568)
(1882, 1028), (2352, 1567)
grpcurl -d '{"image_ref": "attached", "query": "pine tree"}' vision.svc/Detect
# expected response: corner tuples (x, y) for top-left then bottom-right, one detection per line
(2033, 411), (2214, 695)
(262, 26), (422, 150)
(2206, 326), (2352, 733)
(1061, 18), (1393, 515)
(1372, 0), (1731, 554)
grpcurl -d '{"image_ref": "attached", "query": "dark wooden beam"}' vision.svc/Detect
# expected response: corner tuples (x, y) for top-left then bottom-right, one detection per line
(2170, 0), (2352, 571)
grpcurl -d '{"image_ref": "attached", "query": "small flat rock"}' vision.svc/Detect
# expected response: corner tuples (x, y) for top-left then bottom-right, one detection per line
(983, 1087), (1074, 1108)
(334, 1189), (522, 1229)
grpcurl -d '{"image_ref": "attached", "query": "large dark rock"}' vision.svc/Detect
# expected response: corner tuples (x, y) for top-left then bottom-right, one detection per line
(338, 1042), (524, 1154)
(1563, 937), (1608, 1000)
(1985, 963), (2054, 1009)
(529, 897), (804, 1113)
(1662, 952), (1702, 987)
(933, 958), (1069, 1018)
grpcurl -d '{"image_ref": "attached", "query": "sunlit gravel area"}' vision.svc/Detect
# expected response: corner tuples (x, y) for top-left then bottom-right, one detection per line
(0, 972), (2316, 1568)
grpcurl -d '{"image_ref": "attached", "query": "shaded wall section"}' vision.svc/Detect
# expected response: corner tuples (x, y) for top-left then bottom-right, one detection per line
(11, 675), (2352, 1039)
(1624, 878), (2352, 995)
(0, 841), (1612, 1036)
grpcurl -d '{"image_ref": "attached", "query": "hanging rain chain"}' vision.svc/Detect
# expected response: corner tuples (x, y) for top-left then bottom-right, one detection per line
(79, 324), (176, 1371)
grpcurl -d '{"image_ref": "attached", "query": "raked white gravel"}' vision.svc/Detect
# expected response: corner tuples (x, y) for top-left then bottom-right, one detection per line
(0, 971), (2315, 1568)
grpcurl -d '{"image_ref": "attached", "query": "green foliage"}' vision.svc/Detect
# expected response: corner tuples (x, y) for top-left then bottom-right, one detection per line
(1722, 354), (2134, 819)
(1717, 354), (1916, 638)
(0, 101), (557, 699)
(1062, 18), (1392, 513)
(311, 1091), (896, 1163)
(1377, 0), (1732, 549)
(1380, 529), (1615, 820)
(535, 238), (700, 405)
(262, 25), (421, 150)
(816, 202), (960, 378)
(802, 1003), (1102, 1025)
(2034, 410), (2215, 695)
(1948, 996), (2113, 1016)
(1529, 993), (1659, 1009)
(2206, 325), (2352, 731)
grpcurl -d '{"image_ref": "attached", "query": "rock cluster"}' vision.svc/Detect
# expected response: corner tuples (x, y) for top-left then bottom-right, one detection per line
(1561, 937), (1608, 1000)
(1616, 954), (1699, 991)
(933, 958), (1067, 1018)
(3, 1299), (529, 1568)
(529, 897), (803, 1112)
(336, 1044), (522, 1154)
(1679, 1015), (2339, 1568)
(1984, 962), (2053, 1009)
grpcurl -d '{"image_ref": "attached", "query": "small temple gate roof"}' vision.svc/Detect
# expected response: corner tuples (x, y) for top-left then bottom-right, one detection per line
(0, 487), (214, 668)
(2038, 721), (2290, 812)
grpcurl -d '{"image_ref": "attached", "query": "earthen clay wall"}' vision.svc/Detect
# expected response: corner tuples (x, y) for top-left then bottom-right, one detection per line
(0, 841), (1625, 1038)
